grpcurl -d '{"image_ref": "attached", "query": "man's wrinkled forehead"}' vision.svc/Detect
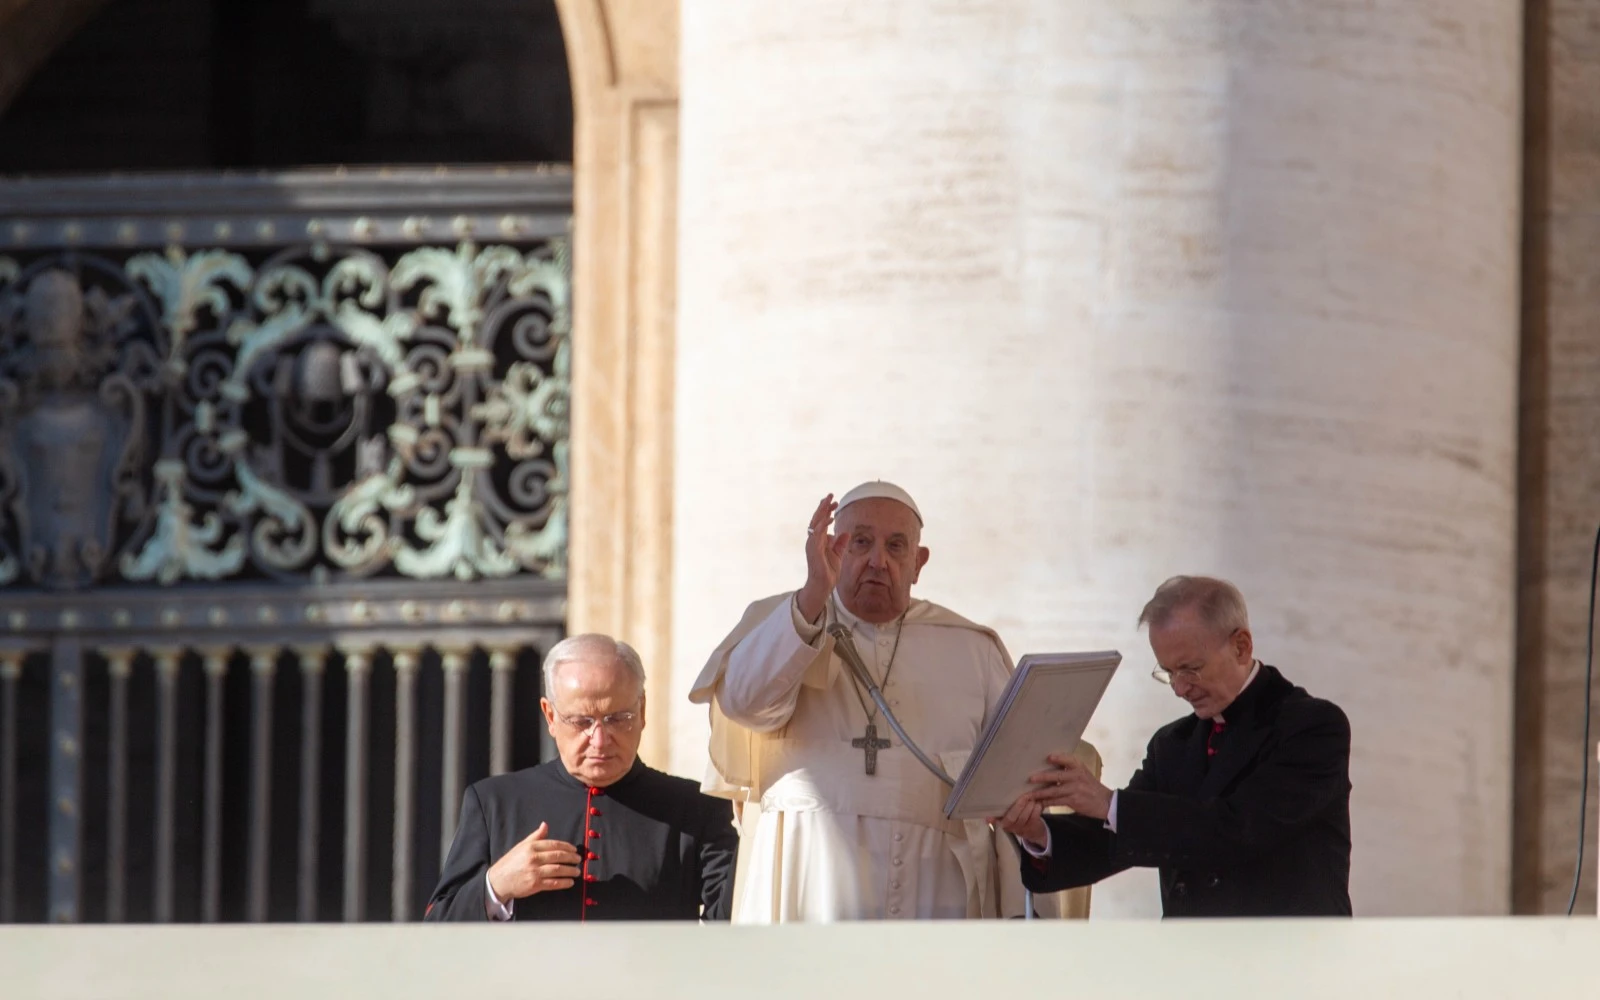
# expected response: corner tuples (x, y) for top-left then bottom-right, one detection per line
(1148, 606), (1215, 656)
(837, 497), (921, 540)
(551, 654), (638, 694)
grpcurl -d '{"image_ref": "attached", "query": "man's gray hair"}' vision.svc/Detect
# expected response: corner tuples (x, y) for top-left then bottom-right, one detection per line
(1137, 575), (1250, 637)
(541, 633), (646, 696)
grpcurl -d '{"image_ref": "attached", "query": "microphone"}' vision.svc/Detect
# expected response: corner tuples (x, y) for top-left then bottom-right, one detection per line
(826, 622), (881, 696)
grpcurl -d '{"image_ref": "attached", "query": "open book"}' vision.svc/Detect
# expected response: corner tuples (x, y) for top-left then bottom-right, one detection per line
(942, 651), (1121, 820)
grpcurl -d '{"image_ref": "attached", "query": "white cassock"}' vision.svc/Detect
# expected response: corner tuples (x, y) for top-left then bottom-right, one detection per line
(688, 590), (1033, 922)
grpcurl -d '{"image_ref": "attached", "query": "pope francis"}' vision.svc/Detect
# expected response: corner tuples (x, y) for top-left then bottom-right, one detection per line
(689, 481), (1033, 922)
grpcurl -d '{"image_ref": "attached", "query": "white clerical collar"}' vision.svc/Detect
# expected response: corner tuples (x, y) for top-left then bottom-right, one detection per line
(1215, 659), (1261, 724)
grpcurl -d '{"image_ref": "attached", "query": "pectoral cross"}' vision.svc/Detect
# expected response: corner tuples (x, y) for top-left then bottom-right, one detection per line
(852, 723), (891, 775)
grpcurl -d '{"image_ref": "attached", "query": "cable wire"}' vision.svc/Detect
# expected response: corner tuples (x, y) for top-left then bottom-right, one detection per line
(1565, 521), (1600, 916)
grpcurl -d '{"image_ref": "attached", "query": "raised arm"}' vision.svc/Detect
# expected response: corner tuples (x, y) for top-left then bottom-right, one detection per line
(717, 596), (831, 731)
(717, 496), (846, 731)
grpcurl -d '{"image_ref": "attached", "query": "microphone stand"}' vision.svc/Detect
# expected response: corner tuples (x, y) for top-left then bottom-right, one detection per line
(827, 622), (1038, 921)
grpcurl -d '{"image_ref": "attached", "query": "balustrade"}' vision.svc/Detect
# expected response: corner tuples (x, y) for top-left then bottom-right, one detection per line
(0, 621), (560, 923)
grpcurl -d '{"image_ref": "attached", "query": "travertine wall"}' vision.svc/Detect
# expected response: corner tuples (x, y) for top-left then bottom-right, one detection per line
(1514, 0), (1600, 915)
(554, 0), (684, 767)
(673, 1), (1523, 917)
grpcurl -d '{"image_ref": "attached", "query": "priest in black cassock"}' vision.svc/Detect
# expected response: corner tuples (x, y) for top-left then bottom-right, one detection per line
(425, 634), (736, 921)
(997, 575), (1352, 918)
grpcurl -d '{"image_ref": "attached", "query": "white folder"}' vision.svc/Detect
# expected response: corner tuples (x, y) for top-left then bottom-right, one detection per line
(942, 650), (1121, 820)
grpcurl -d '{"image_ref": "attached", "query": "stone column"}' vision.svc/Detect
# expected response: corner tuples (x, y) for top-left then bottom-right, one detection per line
(674, 0), (1522, 916)
(1515, 0), (1600, 916)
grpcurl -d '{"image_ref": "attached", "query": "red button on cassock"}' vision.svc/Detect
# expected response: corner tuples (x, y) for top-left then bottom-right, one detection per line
(589, 807), (601, 817)
(584, 874), (597, 882)
(587, 829), (600, 839)
(585, 898), (597, 906)
(587, 851), (598, 861)
(590, 787), (604, 797)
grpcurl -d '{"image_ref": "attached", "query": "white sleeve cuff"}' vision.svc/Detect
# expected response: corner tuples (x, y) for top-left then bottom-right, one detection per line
(789, 592), (825, 644)
(485, 872), (515, 921)
(1021, 824), (1052, 858)
(1021, 792), (1115, 859)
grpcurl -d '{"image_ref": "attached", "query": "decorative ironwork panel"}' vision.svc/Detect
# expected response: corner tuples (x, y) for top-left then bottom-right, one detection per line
(0, 169), (571, 924)
(0, 169), (571, 591)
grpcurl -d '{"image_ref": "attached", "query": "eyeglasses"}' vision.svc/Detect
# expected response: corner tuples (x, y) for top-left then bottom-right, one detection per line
(1151, 664), (1203, 685)
(1150, 630), (1240, 685)
(553, 707), (641, 735)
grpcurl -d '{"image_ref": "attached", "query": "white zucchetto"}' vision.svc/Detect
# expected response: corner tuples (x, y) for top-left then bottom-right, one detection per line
(837, 480), (922, 526)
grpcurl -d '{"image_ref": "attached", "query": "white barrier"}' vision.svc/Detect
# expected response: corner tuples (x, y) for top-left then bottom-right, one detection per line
(3, 919), (1598, 1000)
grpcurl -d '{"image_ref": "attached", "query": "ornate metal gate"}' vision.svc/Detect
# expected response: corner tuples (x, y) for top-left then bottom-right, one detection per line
(0, 167), (571, 922)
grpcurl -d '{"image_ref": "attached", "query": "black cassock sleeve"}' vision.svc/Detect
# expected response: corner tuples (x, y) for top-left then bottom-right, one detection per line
(424, 785), (494, 922)
(697, 797), (738, 920)
(1021, 757), (1157, 894)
